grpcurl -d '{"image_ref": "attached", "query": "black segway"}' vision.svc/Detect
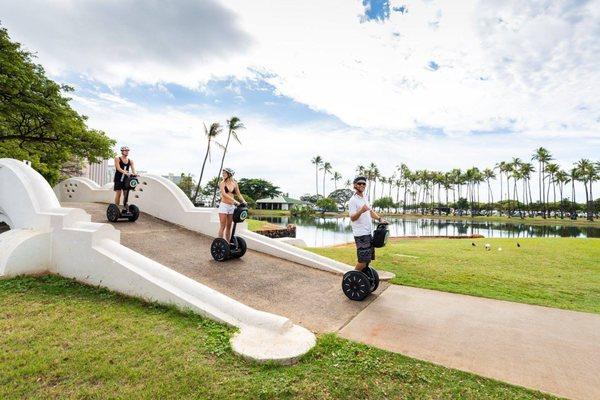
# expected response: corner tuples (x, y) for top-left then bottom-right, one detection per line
(342, 222), (389, 301)
(107, 175), (140, 222)
(211, 203), (248, 262)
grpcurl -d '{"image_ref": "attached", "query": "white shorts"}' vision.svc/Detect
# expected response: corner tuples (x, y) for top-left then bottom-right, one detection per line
(218, 202), (236, 214)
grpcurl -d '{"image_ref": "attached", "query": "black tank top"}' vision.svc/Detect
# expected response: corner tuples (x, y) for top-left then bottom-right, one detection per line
(114, 158), (130, 182)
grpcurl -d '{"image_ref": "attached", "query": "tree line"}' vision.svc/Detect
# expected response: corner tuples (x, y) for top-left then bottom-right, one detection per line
(310, 148), (600, 221)
(0, 26), (114, 184)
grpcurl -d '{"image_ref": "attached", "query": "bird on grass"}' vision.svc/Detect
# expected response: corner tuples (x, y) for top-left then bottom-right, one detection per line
(517, 242), (521, 248)
(471, 242), (476, 247)
(485, 244), (491, 251)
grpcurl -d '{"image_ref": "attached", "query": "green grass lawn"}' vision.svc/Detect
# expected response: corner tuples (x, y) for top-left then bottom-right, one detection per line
(248, 209), (291, 217)
(0, 276), (556, 400)
(246, 218), (268, 231)
(309, 237), (600, 314)
(379, 213), (600, 229)
(246, 219), (283, 232)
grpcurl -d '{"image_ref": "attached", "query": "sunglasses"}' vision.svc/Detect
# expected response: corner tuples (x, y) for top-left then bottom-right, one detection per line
(356, 182), (366, 186)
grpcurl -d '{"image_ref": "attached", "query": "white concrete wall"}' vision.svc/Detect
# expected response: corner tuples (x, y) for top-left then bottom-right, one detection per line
(54, 175), (394, 279)
(1, 158), (315, 363)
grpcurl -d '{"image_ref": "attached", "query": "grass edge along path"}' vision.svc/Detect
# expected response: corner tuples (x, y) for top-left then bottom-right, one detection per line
(309, 237), (600, 314)
(0, 275), (558, 399)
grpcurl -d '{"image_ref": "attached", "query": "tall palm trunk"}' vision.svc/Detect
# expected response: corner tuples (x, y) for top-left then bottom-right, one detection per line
(193, 140), (211, 204)
(315, 164), (319, 196)
(506, 175), (511, 217)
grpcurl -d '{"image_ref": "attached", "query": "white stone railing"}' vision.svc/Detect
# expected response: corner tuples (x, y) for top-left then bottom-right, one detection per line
(0, 158), (315, 364)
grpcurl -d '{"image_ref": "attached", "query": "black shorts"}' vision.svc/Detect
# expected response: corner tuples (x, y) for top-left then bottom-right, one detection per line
(354, 234), (375, 263)
(113, 179), (125, 191)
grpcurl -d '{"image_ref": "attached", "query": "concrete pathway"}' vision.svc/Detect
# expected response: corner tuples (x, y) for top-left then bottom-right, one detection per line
(64, 202), (385, 332)
(340, 285), (600, 400)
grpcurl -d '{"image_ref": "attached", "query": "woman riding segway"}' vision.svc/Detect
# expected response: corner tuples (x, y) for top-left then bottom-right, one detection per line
(217, 168), (246, 241)
(210, 168), (249, 261)
(106, 145), (140, 222)
(113, 146), (136, 207)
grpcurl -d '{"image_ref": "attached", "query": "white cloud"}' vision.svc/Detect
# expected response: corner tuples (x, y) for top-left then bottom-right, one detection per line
(3, 0), (600, 135)
(0, 0), (252, 86)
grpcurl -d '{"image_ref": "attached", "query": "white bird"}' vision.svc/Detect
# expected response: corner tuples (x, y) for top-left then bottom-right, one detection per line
(498, 247), (502, 251)
(485, 244), (491, 251)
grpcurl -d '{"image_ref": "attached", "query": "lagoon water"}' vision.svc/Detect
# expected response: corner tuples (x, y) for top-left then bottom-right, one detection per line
(254, 215), (600, 247)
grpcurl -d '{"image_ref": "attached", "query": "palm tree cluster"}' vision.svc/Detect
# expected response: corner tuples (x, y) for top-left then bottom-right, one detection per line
(314, 148), (599, 221)
(310, 155), (343, 197)
(193, 116), (244, 206)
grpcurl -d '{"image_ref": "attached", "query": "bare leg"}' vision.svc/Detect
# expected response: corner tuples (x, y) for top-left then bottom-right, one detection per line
(218, 213), (227, 238)
(114, 190), (122, 206)
(355, 261), (367, 271)
(225, 213), (234, 242)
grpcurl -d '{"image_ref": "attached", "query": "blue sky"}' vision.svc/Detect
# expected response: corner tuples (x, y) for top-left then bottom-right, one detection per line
(1, 0), (598, 197)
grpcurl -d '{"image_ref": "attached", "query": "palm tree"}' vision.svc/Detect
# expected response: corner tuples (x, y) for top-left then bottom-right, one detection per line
(569, 167), (578, 212)
(344, 178), (352, 189)
(311, 156), (323, 196)
(321, 161), (332, 196)
(499, 161), (513, 215)
(331, 171), (342, 190)
(211, 116), (244, 206)
(483, 168), (496, 209)
(510, 158), (522, 216)
(495, 162), (505, 205)
(532, 147), (552, 217)
(368, 163), (379, 203)
(554, 170), (569, 218)
(520, 162), (535, 214)
(193, 122), (222, 204)
(575, 159), (595, 221)
(545, 163), (560, 213)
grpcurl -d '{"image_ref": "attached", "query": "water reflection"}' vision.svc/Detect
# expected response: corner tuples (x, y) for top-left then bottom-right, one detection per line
(254, 215), (599, 247)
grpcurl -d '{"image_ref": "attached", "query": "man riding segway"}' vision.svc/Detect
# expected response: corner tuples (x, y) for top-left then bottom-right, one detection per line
(342, 176), (388, 301)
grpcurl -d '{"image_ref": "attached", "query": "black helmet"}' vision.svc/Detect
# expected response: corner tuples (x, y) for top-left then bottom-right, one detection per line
(353, 176), (367, 184)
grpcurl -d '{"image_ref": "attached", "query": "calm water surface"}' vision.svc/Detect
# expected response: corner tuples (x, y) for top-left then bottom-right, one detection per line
(254, 215), (600, 247)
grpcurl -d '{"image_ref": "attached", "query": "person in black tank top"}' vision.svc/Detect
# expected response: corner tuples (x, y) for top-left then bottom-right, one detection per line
(113, 146), (137, 207)
(217, 167), (246, 241)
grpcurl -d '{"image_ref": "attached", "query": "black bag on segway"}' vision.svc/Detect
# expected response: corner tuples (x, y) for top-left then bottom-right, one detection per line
(122, 175), (139, 190)
(371, 223), (389, 248)
(233, 204), (248, 223)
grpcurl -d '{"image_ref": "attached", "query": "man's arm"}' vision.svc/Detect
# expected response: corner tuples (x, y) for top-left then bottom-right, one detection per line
(350, 202), (369, 222)
(370, 209), (386, 223)
(130, 159), (136, 175)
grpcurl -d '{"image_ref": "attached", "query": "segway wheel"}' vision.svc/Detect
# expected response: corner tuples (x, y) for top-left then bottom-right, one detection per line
(342, 270), (371, 301)
(128, 204), (140, 222)
(107, 203), (121, 222)
(211, 238), (231, 262)
(364, 266), (380, 292)
(230, 236), (247, 259)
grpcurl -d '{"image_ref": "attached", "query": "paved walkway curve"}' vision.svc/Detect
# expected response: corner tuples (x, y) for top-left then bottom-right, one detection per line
(64, 202), (385, 332)
(341, 285), (600, 400)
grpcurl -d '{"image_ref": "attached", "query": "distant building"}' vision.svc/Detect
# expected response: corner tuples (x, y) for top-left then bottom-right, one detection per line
(162, 173), (195, 186)
(82, 159), (110, 186)
(255, 195), (307, 211)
